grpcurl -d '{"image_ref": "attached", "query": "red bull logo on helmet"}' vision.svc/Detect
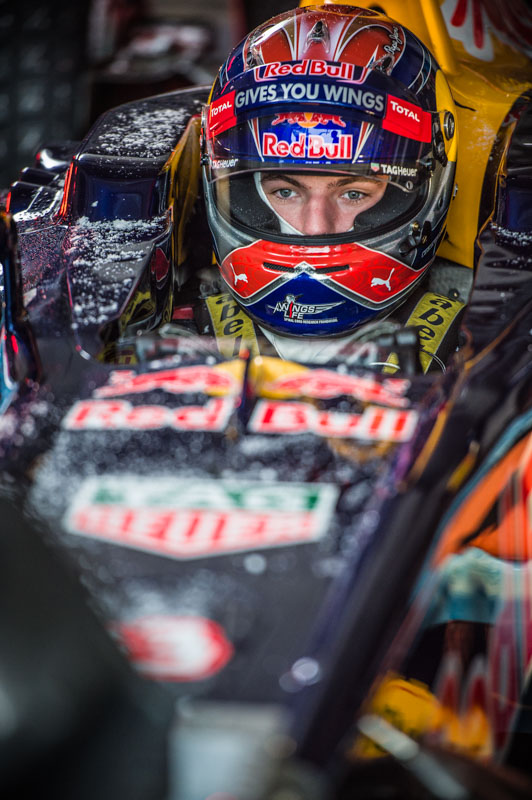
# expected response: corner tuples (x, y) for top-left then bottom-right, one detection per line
(272, 112), (346, 128)
(258, 60), (355, 81)
(262, 132), (353, 159)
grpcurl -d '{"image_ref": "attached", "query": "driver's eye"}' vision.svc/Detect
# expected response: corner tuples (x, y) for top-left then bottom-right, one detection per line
(345, 190), (365, 201)
(274, 188), (295, 199)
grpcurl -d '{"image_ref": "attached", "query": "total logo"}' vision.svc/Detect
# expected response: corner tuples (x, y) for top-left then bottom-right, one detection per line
(389, 98), (421, 122)
(207, 89), (236, 136)
(262, 132), (353, 160)
(272, 112), (346, 128)
(383, 94), (431, 143)
(210, 99), (233, 118)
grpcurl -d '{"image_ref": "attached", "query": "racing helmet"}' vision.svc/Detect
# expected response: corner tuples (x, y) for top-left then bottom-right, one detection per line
(202, 4), (457, 337)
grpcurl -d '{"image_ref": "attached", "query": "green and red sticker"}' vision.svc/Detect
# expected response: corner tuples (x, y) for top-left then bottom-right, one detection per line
(64, 475), (339, 559)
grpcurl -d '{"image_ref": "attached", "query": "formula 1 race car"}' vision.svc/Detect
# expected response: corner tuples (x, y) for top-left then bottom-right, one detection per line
(1, 1), (532, 798)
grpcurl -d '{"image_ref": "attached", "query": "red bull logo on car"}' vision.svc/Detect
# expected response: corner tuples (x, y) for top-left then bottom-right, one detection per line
(63, 397), (236, 433)
(261, 369), (410, 407)
(250, 401), (418, 441)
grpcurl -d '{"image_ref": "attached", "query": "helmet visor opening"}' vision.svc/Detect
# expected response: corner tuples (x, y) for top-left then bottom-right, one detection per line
(205, 110), (431, 241)
(212, 168), (427, 241)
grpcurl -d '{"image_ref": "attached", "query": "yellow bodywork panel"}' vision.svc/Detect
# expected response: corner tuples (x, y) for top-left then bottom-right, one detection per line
(353, 672), (493, 760)
(162, 114), (202, 272)
(299, 0), (532, 268)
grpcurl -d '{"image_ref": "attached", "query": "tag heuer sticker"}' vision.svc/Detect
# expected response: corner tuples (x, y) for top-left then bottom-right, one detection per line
(64, 475), (339, 559)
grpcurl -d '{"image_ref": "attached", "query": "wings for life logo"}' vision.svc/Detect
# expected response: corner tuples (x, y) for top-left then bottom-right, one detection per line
(272, 294), (342, 325)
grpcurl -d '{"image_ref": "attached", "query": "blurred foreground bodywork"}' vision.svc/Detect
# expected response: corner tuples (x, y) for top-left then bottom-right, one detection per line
(1, 1), (532, 798)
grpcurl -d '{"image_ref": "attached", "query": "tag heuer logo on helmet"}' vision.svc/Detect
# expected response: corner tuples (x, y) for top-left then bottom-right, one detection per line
(380, 164), (418, 177)
(272, 294), (342, 323)
(211, 158), (239, 169)
(369, 162), (417, 177)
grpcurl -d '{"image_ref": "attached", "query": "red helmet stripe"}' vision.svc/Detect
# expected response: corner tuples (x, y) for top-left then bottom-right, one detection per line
(222, 240), (429, 306)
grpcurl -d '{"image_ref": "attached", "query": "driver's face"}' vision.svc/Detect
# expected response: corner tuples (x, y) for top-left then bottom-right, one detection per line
(261, 172), (388, 235)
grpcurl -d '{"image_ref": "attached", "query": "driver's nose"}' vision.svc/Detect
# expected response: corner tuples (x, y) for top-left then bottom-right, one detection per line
(299, 194), (337, 236)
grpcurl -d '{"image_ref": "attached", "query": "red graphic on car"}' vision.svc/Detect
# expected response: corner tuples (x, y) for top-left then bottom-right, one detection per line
(262, 368), (410, 407)
(112, 615), (234, 682)
(93, 364), (239, 398)
(441, 0), (532, 60)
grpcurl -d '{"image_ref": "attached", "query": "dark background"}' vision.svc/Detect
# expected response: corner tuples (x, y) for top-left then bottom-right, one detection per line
(2, 0), (531, 190)
(0, 0), (295, 189)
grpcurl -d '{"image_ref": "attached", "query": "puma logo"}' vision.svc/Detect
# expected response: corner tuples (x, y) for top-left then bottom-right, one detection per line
(230, 264), (248, 284)
(370, 268), (395, 291)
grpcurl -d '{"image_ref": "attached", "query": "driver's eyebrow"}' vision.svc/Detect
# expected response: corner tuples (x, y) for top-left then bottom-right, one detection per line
(260, 173), (382, 188)
(260, 174), (303, 187)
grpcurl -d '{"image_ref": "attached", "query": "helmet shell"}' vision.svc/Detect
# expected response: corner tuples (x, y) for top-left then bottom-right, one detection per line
(202, 5), (457, 337)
